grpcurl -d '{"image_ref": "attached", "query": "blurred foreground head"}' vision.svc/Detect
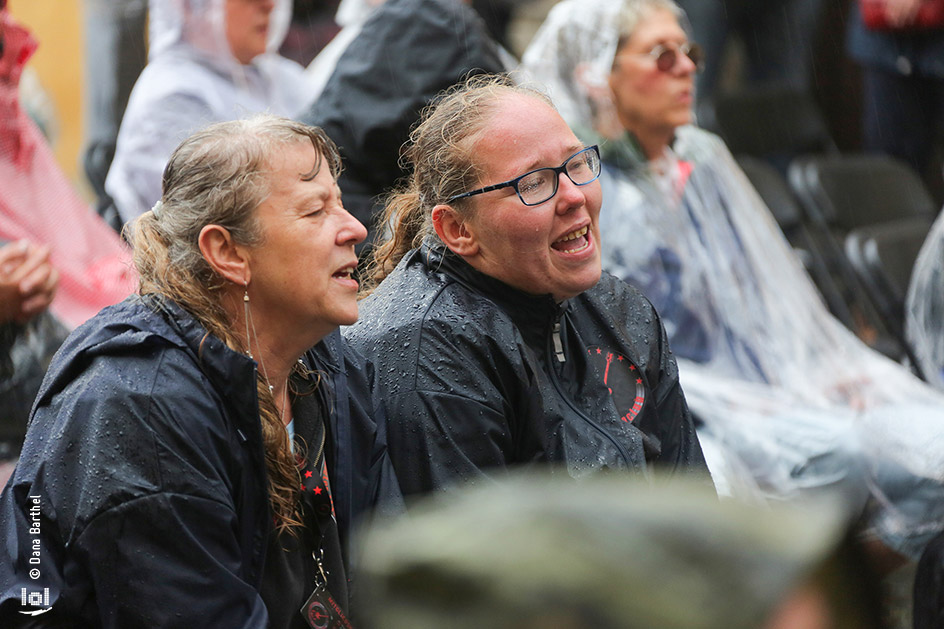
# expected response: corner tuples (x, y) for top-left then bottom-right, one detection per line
(357, 474), (884, 629)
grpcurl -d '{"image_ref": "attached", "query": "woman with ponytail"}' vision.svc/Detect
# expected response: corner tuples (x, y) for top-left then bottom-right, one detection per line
(349, 74), (707, 497)
(0, 114), (401, 627)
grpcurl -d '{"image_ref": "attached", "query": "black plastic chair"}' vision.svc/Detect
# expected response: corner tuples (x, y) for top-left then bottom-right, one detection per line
(845, 215), (936, 380)
(788, 153), (939, 360)
(788, 154), (938, 231)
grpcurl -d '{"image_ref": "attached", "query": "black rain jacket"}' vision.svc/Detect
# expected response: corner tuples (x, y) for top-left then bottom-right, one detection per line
(0, 294), (401, 627)
(344, 243), (708, 495)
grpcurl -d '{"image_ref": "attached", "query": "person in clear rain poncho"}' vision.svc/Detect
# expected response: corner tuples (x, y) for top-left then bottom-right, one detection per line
(520, 0), (944, 562)
(105, 0), (316, 227)
(907, 210), (944, 392)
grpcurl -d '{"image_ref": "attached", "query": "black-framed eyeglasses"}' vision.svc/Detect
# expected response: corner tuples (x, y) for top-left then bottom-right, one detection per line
(632, 41), (705, 73)
(447, 145), (601, 207)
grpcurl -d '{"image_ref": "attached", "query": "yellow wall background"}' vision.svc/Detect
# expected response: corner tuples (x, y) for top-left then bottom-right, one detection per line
(10, 1), (87, 196)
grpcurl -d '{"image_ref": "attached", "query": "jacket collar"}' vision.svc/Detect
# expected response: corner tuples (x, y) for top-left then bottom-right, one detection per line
(419, 240), (569, 332)
(146, 294), (260, 419)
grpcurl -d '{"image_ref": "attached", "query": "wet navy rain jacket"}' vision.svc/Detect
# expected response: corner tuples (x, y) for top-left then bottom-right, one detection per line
(0, 294), (401, 627)
(344, 243), (708, 495)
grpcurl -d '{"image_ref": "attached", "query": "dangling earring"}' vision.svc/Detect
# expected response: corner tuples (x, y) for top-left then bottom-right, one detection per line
(243, 280), (274, 396)
(243, 282), (253, 359)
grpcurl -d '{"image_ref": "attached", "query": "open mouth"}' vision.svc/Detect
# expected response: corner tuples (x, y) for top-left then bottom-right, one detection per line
(332, 265), (357, 284)
(551, 226), (590, 254)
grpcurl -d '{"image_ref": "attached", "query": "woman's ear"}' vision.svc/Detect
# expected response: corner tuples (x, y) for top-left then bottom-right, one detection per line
(432, 204), (479, 257)
(199, 224), (250, 285)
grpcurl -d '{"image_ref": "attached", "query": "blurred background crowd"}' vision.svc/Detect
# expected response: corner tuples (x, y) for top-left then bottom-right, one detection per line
(15, 0), (944, 208)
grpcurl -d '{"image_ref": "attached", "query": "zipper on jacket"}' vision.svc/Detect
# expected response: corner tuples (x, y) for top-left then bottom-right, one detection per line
(552, 322), (565, 363)
(545, 317), (636, 468)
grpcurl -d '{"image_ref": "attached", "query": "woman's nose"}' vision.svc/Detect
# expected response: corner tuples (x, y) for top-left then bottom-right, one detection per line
(675, 48), (697, 75)
(555, 172), (585, 212)
(338, 208), (368, 246)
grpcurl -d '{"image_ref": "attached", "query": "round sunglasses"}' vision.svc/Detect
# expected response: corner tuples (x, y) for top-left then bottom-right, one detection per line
(628, 41), (705, 73)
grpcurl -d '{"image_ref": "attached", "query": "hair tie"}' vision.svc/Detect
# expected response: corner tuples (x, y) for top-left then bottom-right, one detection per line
(151, 200), (163, 219)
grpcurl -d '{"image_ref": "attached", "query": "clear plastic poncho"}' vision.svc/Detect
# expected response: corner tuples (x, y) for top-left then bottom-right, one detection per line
(105, 0), (314, 225)
(907, 210), (944, 391)
(520, 0), (944, 560)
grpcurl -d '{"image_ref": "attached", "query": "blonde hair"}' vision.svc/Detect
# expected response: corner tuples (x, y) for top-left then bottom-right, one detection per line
(362, 73), (552, 293)
(127, 114), (342, 536)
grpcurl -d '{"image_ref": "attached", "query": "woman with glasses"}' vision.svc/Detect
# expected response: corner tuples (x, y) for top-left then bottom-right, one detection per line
(344, 74), (707, 497)
(522, 0), (944, 564)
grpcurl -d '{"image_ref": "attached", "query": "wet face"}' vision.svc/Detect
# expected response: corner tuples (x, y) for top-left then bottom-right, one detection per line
(226, 0), (274, 64)
(458, 93), (603, 302)
(608, 8), (696, 145)
(245, 141), (367, 344)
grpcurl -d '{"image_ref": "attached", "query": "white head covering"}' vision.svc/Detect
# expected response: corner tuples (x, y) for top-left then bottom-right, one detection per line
(519, 0), (623, 137)
(105, 0), (313, 225)
(521, 0), (944, 560)
(147, 0), (293, 61)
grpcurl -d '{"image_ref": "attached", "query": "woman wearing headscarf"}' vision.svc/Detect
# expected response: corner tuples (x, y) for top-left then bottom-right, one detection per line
(520, 0), (944, 562)
(344, 74), (707, 497)
(105, 0), (316, 227)
(0, 115), (401, 626)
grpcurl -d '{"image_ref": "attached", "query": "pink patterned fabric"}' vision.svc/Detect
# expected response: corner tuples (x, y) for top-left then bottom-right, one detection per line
(0, 10), (137, 328)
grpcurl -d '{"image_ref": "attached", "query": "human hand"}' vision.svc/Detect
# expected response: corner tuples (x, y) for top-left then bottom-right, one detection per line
(0, 240), (58, 324)
(883, 0), (925, 27)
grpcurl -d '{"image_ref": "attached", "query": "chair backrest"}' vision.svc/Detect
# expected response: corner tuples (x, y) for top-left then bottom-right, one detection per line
(844, 215), (936, 379)
(845, 216), (936, 322)
(788, 154), (937, 231)
(710, 83), (838, 163)
(784, 153), (935, 360)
